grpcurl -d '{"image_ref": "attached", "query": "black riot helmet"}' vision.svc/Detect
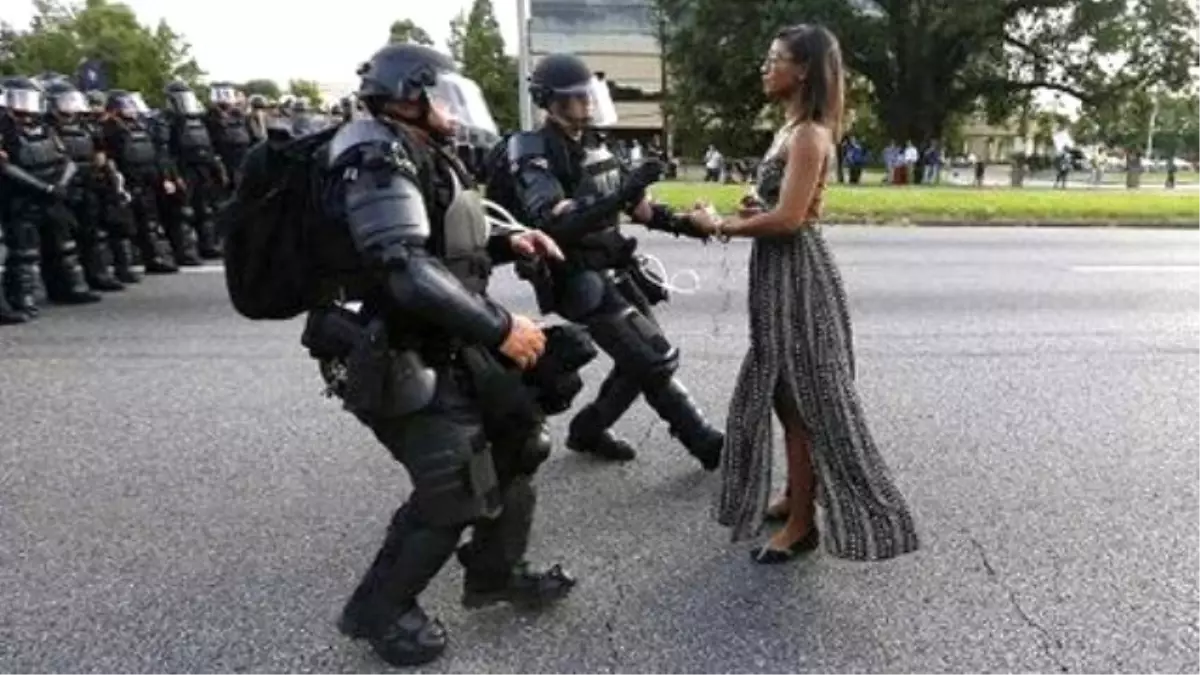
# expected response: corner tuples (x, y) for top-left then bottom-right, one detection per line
(247, 93), (267, 110)
(106, 89), (143, 120)
(528, 53), (618, 128)
(355, 43), (498, 137)
(164, 80), (203, 116)
(44, 80), (88, 121)
(2, 76), (45, 126)
(85, 90), (106, 114)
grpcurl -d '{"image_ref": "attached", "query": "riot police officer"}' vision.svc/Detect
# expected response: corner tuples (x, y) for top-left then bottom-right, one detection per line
(507, 53), (722, 468)
(204, 82), (252, 190)
(311, 44), (575, 667)
(245, 94), (270, 144)
(44, 81), (124, 292)
(162, 81), (223, 260)
(98, 90), (177, 274)
(0, 77), (101, 311)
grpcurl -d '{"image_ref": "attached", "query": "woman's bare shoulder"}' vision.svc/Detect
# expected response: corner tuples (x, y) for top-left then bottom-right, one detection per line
(787, 122), (833, 159)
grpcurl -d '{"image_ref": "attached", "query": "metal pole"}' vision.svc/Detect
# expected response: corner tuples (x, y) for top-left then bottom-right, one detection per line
(517, 0), (533, 131)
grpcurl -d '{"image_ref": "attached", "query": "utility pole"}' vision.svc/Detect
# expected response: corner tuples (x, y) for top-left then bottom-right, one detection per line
(517, 0), (533, 131)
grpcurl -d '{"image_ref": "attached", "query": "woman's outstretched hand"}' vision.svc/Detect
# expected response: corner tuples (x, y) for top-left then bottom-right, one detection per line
(687, 200), (721, 235)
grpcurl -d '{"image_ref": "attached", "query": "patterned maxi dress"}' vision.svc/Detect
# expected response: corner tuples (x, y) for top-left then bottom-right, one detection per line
(715, 123), (920, 561)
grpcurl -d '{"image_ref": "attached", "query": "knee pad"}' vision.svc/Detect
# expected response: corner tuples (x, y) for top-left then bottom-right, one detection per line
(586, 307), (679, 382)
(405, 431), (501, 528)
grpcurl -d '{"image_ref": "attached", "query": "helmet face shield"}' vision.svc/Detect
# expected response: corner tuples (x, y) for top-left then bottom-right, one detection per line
(171, 90), (203, 114)
(552, 76), (618, 127)
(6, 88), (44, 114)
(53, 91), (88, 115)
(425, 72), (498, 137)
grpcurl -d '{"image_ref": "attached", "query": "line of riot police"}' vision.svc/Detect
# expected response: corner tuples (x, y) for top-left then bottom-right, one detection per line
(0, 77), (270, 324)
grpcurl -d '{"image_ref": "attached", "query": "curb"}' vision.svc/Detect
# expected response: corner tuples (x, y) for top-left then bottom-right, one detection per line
(824, 218), (1199, 229)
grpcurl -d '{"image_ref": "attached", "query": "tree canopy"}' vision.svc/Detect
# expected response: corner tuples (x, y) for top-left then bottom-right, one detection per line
(0, 0), (203, 105)
(657, 0), (1199, 156)
(448, 0), (519, 132)
(388, 18), (435, 46)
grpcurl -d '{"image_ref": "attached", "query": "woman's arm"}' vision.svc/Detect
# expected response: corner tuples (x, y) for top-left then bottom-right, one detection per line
(719, 123), (828, 239)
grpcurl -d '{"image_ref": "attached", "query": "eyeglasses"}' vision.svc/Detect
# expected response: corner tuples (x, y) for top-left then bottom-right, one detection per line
(763, 52), (792, 67)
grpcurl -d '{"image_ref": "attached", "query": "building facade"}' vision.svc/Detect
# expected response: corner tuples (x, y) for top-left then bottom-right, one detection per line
(528, 0), (666, 135)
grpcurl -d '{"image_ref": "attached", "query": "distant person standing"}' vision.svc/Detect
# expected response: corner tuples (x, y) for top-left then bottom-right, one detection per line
(629, 139), (643, 166)
(1166, 156), (1178, 189)
(704, 144), (723, 182)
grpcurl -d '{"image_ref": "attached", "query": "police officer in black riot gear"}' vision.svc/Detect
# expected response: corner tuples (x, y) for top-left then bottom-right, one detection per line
(310, 44), (576, 667)
(0, 83), (24, 325)
(162, 81), (225, 260)
(0, 77), (102, 312)
(204, 82), (252, 192)
(98, 91), (178, 274)
(43, 81), (124, 292)
(507, 53), (722, 468)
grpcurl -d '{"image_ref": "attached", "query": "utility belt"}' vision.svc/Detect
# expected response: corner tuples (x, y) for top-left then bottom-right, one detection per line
(302, 304), (598, 422)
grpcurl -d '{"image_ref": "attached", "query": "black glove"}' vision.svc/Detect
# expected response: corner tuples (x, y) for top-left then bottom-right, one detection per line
(619, 158), (664, 207)
(45, 183), (68, 200)
(646, 204), (710, 241)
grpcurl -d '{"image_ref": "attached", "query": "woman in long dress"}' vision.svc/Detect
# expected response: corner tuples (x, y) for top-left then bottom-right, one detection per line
(690, 24), (920, 564)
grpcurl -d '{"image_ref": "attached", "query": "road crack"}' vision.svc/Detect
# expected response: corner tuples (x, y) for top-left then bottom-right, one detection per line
(968, 536), (1070, 673)
(603, 550), (626, 672)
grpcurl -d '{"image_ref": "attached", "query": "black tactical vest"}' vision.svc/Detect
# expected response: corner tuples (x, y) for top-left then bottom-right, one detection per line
(56, 122), (96, 165)
(11, 124), (64, 182)
(213, 113), (251, 153)
(115, 121), (159, 175)
(176, 116), (213, 163)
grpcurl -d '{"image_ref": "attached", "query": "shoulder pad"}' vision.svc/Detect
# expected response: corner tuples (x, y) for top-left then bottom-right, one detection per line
(507, 131), (548, 165)
(327, 117), (407, 169)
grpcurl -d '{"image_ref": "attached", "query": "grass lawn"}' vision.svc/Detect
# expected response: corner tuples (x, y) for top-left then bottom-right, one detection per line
(652, 181), (1200, 225)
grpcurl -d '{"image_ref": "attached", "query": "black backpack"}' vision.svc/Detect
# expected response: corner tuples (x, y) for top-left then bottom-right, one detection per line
(481, 133), (529, 223)
(219, 126), (339, 320)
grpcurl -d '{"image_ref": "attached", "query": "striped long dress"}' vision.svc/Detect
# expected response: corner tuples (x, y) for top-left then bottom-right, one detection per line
(715, 124), (920, 561)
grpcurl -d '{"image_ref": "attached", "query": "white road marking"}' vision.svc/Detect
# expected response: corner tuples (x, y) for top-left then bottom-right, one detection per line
(177, 265), (225, 273)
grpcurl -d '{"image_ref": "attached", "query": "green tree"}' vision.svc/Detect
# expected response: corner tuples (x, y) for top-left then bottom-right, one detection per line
(288, 78), (323, 107)
(447, 0), (518, 132)
(658, 0), (1198, 151)
(0, 0), (202, 105)
(240, 78), (281, 99)
(388, 18), (434, 45)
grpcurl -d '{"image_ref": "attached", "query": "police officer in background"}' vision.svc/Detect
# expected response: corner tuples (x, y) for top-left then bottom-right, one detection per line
(98, 90), (177, 274)
(0, 77), (101, 313)
(0, 82), (24, 324)
(162, 81), (223, 261)
(245, 94), (270, 144)
(204, 82), (251, 190)
(43, 81), (124, 292)
(507, 53), (722, 468)
(310, 44), (575, 667)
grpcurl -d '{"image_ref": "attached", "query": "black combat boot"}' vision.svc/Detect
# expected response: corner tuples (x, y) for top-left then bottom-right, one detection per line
(338, 503), (461, 668)
(82, 242), (124, 292)
(566, 371), (641, 461)
(195, 217), (222, 259)
(1, 236), (29, 324)
(643, 377), (723, 471)
(457, 476), (577, 610)
(110, 239), (142, 284)
(460, 559), (577, 610)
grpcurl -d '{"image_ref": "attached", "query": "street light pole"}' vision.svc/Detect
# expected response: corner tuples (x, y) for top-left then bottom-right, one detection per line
(517, 0), (533, 131)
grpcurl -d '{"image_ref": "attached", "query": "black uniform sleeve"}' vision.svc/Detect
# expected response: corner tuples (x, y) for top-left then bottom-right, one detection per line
(508, 132), (628, 245)
(339, 140), (512, 348)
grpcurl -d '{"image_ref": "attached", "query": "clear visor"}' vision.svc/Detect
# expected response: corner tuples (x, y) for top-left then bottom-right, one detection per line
(555, 76), (618, 127)
(173, 91), (203, 114)
(426, 72), (499, 137)
(129, 92), (150, 114)
(6, 89), (44, 114)
(54, 91), (88, 114)
(211, 86), (238, 104)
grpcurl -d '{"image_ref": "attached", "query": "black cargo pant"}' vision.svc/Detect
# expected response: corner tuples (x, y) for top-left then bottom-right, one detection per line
(558, 267), (717, 453)
(342, 363), (541, 628)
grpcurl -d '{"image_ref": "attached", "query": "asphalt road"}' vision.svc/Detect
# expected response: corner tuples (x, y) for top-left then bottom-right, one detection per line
(2, 226), (1197, 674)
